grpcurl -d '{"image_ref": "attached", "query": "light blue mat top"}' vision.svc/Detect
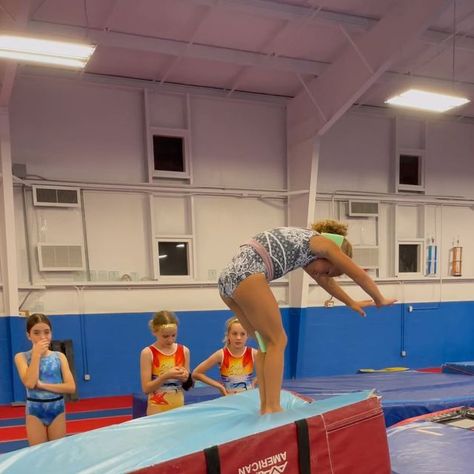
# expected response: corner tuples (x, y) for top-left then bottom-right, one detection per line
(0, 389), (373, 474)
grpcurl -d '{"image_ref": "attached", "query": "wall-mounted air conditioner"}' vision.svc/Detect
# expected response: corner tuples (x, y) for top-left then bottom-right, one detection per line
(352, 246), (379, 269)
(348, 201), (379, 217)
(37, 244), (85, 271)
(33, 186), (80, 208)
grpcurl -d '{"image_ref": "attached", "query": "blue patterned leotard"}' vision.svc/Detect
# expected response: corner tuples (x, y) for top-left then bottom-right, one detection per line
(25, 351), (65, 426)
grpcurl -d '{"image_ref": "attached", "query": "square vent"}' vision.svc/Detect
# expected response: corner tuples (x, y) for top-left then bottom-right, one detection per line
(37, 244), (85, 271)
(33, 186), (80, 208)
(352, 246), (379, 269)
(348, 201), (379, 217)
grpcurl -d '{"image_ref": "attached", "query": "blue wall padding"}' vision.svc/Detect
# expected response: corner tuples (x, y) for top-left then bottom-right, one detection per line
(296, 302), (474, 377)
(296, 304), (403, 376)
(404, 302), (474, 367)
(1, 302), (474, 404)
(0, 318), (13, 404)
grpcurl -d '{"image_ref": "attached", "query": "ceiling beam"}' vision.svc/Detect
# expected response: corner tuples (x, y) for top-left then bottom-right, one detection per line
(189, 0), (373, 31)
(287, 0), (451, 146)
(28, 20), (328, 77)
(190, 0), (474, 52)
(26, 2), (474, 84)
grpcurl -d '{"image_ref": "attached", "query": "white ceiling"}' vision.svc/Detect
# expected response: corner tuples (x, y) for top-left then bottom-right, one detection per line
(2, 0), (474, 125)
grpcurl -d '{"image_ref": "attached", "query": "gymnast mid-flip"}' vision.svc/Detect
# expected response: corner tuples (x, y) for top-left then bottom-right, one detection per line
(218, 220), (396, 414)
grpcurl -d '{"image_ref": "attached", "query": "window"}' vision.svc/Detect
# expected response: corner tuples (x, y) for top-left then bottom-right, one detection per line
(396, 149), (424, 193)
(400, 154), (420, 186)
(157, 240), (191, 277)
(396, 240), (424, 277)
(153, 135), (184, 172)
(150, 128), (190, 179)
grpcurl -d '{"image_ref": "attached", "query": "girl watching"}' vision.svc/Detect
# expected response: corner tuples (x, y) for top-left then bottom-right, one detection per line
(14, 313), (76, 446)
(140, 310), (191, 415)
(193, 317), (257, 395)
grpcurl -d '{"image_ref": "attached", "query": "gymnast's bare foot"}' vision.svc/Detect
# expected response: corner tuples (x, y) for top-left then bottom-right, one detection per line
(260, 405), (284, 414)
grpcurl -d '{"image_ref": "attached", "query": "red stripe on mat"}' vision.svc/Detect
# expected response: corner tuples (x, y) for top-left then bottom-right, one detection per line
(67, 414), (132, 432)
(0, 406), (24, 419)
(0, 425), (26, 442)
(66, 395), (132, 413)
(0, 395), (132, 419)
(0, 415), (132, 442)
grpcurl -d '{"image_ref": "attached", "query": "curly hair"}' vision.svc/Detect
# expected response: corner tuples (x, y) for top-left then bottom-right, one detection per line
(311, 219), (348, 236)
(311, 219), (352, 257)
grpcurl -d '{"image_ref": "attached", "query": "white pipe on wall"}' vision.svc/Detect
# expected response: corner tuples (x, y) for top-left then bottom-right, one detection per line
(15, 177), (307, 199)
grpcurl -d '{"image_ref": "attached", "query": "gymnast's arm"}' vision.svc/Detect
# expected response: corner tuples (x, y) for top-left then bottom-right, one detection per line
(36, 353), (76, 394)
(311, 236), (397, 309)
(192, 350), (227, 396)
(315, 275), (375, 317)
(14, 339), (49, 390)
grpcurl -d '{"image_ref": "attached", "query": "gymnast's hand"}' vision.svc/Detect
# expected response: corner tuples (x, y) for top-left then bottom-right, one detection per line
(32, 339), (50, 358)
(349, 300), (376, 317)
(170, 366), (189, 382)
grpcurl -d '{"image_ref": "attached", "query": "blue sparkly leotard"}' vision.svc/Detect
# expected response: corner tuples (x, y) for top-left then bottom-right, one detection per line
(24, 351), (65, 426)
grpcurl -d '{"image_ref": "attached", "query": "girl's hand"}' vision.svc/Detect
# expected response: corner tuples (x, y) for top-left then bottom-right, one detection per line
(36, 380), (45, 390)
(32, 339), (49, 358)
(177, 368), (190, 382)
(218, 385), (228, 396)
(350, 298), (396, 316)
(167, 366), (188, 381)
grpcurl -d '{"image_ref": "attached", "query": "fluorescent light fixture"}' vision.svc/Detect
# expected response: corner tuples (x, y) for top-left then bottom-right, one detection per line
(176, 244), (185, 248)
(385, 89), (469, 112)
(158, 254), (168, 259)
(0, 35), (95, 69)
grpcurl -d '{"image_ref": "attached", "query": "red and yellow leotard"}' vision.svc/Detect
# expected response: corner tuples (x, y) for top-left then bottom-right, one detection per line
(148, 344), (186, 413)
(220, 346), (255, 393)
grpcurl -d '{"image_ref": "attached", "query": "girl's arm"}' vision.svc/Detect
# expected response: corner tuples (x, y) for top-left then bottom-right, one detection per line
(314, 275), (375, 317)
(14, 353), (39, 390)
(192, 350), (227, 395)
(310, 236), (397, 313)
(139, 348), (183, 394)
(181, 346), (193, 390)
(14, 339), (49, 389)
(37, 353), (76, 394)
(183, 346), (191, 372)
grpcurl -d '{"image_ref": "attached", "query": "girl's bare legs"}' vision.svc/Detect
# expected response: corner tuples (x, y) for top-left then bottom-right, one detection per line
(231, 273), (287, 413)
(25, 415), (48, 446)
(47, 412), (66, 441)
(221, 296), (267, 413)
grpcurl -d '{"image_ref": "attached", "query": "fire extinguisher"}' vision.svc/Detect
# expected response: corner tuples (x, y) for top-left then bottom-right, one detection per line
(426, 238), (437, 275)
(450, 239), (462, 277)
